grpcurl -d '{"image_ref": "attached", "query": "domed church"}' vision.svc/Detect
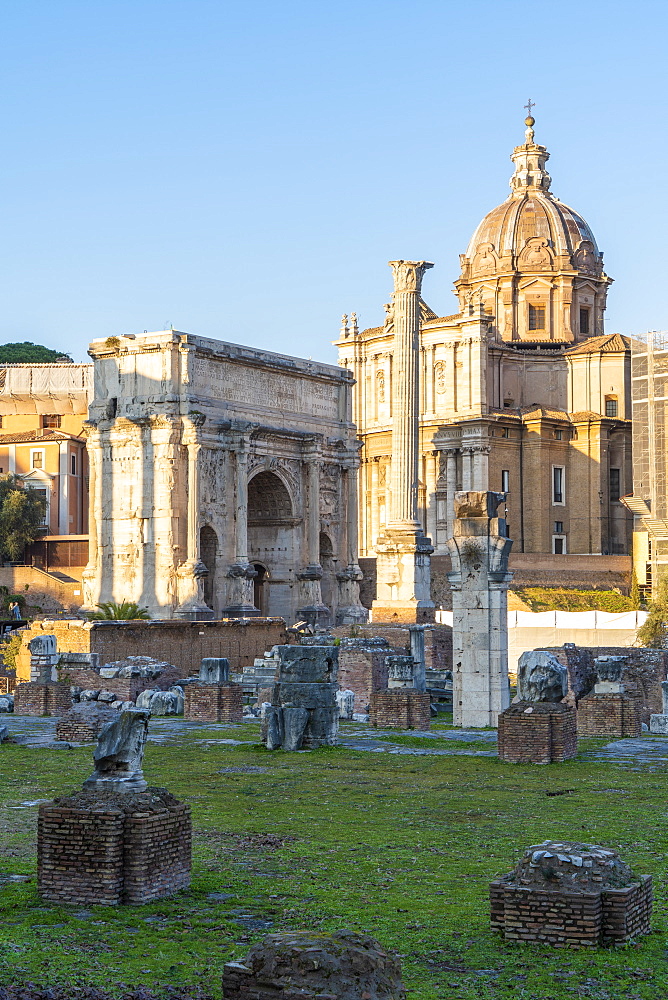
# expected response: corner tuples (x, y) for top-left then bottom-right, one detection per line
(337, 115), (632, 598)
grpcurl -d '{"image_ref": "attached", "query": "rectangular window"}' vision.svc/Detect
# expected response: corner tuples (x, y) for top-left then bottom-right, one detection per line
(554, 521), (563, 533)
(610, 468), (621, 502)
(605, 397), (618, 417)
(42, 415), (61, 429)
(71, 453), (77, 475)
(501, 470), (510, 493)
(553, 535), (567, 554)
(32, 450), (44, 469)
(552, 466), (565, 504)
(554, 428), (563, 440)
(29, 487), (48, 525)
(580, 308), (590, 335)
(528, 304), (545, 331)
(0, 416), (3, 428)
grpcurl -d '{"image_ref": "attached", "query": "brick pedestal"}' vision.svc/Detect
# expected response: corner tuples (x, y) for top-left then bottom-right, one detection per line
(370, 689), (431, 730)
(184, 682), (243, 723)
(497, 702), (577, 764)
(490, 876), (653, 947)
(38, 787), (191, 905)
(577, 693), (641, 738)
(14, 682), (72, 717)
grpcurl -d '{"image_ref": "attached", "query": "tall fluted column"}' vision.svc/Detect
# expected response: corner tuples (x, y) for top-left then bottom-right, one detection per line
(175, 414), (213, 619)
(222, 438), (260, 618)
(81, 423), (102, 611)
(372, 260), (435, 624)
(336, 462), (368, 624)
(387, 260), (433, 528)
(296, 445), (330, 624)
(445, 449), (457, 537)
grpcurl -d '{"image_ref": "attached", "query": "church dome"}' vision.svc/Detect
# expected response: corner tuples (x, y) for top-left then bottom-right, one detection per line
(455, 115), (611, 344)
(462, 116), (602, 279)
(466, 192), (598, 263)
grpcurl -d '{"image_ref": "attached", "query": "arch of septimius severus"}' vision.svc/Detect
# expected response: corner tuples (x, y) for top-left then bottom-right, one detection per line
(337, 114), (633, 608)
(82, 330), (367, 624)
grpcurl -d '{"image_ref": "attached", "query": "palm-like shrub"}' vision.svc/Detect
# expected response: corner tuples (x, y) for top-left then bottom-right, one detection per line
(89, 601), (150, 621)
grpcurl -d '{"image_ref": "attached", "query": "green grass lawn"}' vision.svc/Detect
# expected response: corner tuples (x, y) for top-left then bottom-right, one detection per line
(1, 721), (667, 999)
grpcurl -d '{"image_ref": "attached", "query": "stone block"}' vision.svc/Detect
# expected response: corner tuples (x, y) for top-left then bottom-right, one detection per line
(497, 702), (577, 764)
(649, 713), (668, 735)
(199, 657), (230, 684)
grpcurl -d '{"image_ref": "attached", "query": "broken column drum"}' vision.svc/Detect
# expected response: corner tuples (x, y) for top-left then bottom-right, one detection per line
(38, 708), (191, 905)
(497, 650), (577, 764)
(578, 655), (640, 738)
(262, 645), (339, 751)
(447, 491), (512, 727)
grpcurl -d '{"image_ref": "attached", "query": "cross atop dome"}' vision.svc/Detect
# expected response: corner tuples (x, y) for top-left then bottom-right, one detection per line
(509, 105), (551, 195)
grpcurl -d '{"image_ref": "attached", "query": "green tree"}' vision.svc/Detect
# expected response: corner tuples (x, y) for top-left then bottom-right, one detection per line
(636, 578), (668, 648)
(0, 342), (72, 363)
(89, 601), (151, 621)
(0, 475), (46, 562)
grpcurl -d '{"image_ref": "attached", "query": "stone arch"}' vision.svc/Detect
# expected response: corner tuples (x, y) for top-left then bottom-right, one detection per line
(247, 470), (297, 620)
(248, 470), (294, 522)
(200, 525), (218, 610)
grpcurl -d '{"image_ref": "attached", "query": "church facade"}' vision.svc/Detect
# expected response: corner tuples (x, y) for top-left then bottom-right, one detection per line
(337, 117), (632, 581)
(82, 330), (366, 623)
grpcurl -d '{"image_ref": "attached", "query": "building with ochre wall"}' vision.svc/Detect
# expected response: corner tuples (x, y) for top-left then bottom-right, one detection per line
(0, 364), (91, 573)
(337, 116), (632, 596)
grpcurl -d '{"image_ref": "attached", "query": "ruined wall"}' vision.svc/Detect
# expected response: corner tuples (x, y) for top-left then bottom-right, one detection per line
(16, 618), (288, 682)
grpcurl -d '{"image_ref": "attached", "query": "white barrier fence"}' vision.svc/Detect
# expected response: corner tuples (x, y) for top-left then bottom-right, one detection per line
(435, 609), (648, 676)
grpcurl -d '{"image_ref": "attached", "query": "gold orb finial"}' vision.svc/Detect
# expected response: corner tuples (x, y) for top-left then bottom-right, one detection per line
(525, 115), (535, 127)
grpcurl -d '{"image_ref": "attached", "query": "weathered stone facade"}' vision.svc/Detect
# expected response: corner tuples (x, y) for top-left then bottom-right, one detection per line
(82, 332), (366, 625)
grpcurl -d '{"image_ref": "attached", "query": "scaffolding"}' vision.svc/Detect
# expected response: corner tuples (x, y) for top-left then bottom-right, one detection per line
(625, 333), (668, 597)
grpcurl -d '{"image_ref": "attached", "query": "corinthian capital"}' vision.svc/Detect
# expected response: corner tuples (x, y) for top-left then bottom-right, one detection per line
(388, 259), (434, 294)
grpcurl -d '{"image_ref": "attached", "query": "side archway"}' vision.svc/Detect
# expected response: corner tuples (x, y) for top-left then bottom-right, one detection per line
(200, 525), (218, 611)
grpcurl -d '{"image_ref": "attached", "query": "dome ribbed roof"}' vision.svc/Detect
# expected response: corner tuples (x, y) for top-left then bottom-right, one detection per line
(466, 193), (598, 260)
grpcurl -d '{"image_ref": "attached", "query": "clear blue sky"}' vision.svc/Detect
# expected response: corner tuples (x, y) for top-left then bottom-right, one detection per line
(1, 0), (666, 364)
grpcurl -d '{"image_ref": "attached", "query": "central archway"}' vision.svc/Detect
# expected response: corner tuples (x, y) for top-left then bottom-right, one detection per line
(247, 471), (297, 620)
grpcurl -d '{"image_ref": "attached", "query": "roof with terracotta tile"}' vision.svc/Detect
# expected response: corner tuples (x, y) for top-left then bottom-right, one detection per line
(566, 333), (630, 355)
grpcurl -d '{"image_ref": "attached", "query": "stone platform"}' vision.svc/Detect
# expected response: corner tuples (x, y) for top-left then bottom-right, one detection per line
(38, 787), (191, 905)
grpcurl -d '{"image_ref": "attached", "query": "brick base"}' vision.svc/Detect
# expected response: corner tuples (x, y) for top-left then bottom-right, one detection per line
(14, 682), (72, 716)
(370, 689), (431, 730)
(497, 702), (577, 764)
(490, 876), (653, 947)
(184, 682), (243, 723)
(38, 787), (191, 905)
(577, 693), (641, 738)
